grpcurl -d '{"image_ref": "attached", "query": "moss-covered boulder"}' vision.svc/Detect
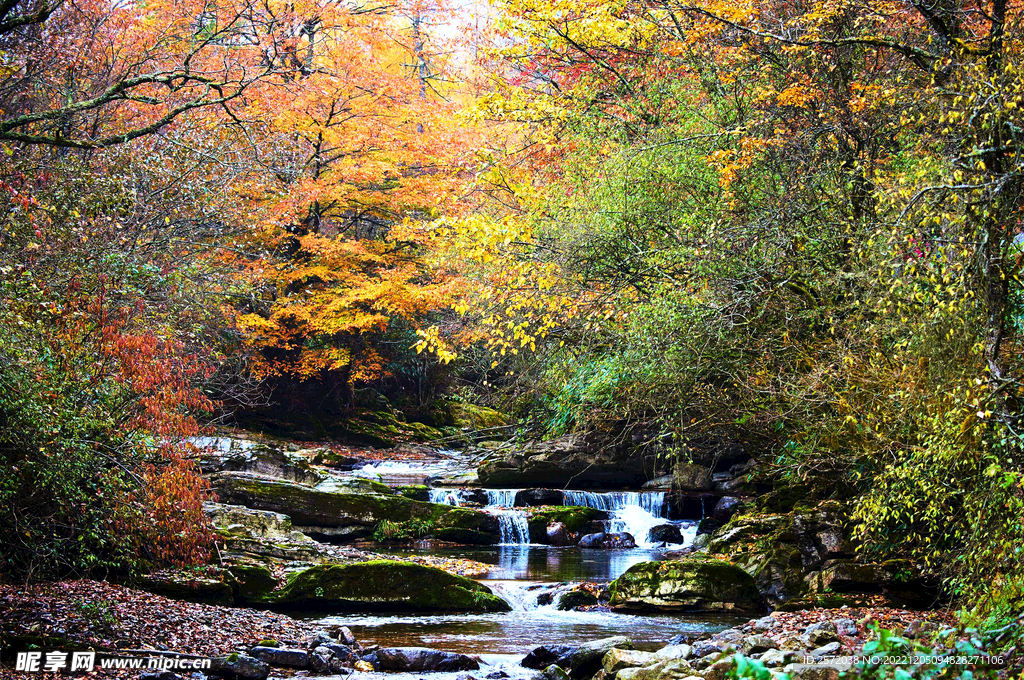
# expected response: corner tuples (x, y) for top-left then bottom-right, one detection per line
(532, 507), (609, 533)
(432, 508), (501, 544)
(213, 472), (496, 542)
(269, 561), (511, 612)
(394, 485), (431, 502)
(608, 558), (764, 613)
(452, 403), (509, 429)
(227, 563), (280, 602)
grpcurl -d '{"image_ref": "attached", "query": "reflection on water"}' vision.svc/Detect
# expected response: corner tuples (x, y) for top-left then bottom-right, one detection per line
(313, 545), (746, 657)
(385, 544), (683, 582)
(326, 603), (741, 655)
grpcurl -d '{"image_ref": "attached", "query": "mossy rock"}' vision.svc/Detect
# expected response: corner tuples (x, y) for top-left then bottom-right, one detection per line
(531, 507), (609, 533)
(394, 485), (431, 501)
(452, 403), (509, 429)
(214, 472), (450, 538)
(431, 508), (500, 544)
(269, 560), (511, 612)
(135, 569), (237, 606)
(227, 563), (279, 602)
(608, 558), (764, 613)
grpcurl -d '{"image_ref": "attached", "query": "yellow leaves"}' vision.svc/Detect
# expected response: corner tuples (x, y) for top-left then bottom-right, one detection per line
(413, 326), (457, 364)
(775, 83), (817, 108)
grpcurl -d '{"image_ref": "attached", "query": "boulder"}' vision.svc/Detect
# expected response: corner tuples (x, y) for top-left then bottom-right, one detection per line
(738, 635), (776, 655)
(641, 475), (675, 490)
(810, 642), (841, 658)
(432, 508), (502, 544)
(608, 559), (764, 613)
(712, 497), (744, 523)
(557, 588), (598, 610)
(206, 502), (325, 562)
(673, 463), (712, 491)
(269, 561), (511, 612)
(209, 653), (270, 680)
(617, 660), (697, 680)
(546, 522), (575, 547)
(479, 435), (668, 488)
(602, 649), (657, 674)
(652, 645), (691, 661)
(522, 645), (574, 670)
(564, 637), (633, 678)
(374, 647), (480, 672)
(248, 647), (309, 669)
(538, 664), (572, 680)
(805, 622), (839, 646)
(515, 489), (565, 506)
(578, 532), (636, 549)
(197, 441), (322, 485)
(649, 524), (685, 544)
(212, 472), (497, 543)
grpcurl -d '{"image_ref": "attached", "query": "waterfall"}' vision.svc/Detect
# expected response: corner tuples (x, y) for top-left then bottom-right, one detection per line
(429, 489), (464, 506)
(497, 512), (532, 545)
(483, 489), (531, 545)
(561, 491), (668, 547)
(485, 489), (519, 507)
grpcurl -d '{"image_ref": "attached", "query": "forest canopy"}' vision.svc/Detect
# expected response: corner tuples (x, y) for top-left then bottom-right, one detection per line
(0, 0), (1022, 622)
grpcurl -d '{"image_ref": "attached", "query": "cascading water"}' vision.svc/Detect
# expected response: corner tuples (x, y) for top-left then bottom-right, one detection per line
(561, 491), (670, 548)
(482, 489), (531, 546)
(429, 489), (465, 506)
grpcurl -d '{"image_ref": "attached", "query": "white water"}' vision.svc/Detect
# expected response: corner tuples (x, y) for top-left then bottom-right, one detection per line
(428, 488), (465, 506)
(562, 491), (670, 548)
(483, 489), (531, 546)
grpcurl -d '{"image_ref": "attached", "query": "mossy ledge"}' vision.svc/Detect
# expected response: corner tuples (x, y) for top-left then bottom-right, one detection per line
(267, 561), (512, 613)
(608, 558), (764, 613)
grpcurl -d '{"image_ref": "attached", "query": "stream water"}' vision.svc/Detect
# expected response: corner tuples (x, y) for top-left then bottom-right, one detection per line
(310, 461), (737, 673)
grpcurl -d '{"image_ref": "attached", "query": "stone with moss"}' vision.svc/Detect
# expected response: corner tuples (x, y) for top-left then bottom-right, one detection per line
(394, 485), (431, 501)
(531, 507), (609, 533)
(452, 402), (509, 430)
(268, 561), (512, 612)
(213, 472), (452, 539)
(432, 508), (500, 544)
(227, 562), (279, 602)
(608, 558), (764, 613)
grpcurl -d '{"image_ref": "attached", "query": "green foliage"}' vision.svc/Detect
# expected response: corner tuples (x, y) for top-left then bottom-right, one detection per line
(372, 518), (436, 541)
(726, 653), (784, 680)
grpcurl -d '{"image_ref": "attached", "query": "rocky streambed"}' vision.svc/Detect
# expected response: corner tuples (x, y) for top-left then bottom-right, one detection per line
(1, 430), (964, 679)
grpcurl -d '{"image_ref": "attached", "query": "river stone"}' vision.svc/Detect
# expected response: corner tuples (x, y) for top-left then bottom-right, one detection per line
(673, 463), (713, 491)
(810, 642), (841, 658)
(578, 532), (637, 549)
(617, 660), (697, 680)
(805, 622), (839, 646)
(547, 522), (575, 547)
(558, 588), (598, 610)
(782, 661), (852, 680)
(739, 635), (776, 655)
(270, 561), (511, 612)
(608, 559), (764, 613)
(712, 497), (744, 523)
(564, 637), (634, 678)
(649, 524), (685, 544)
(516, 489), (565, 506)
(248, 647), (309, 669)
(539, 664), (571, 680)
(653, 645), (692, 661)
(374, 647), (480, 672)
(522, 645), (575, 669)
(758, 649), (793, 668)
(602, 649), (657, 674)
(209, 653), (270, 680)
